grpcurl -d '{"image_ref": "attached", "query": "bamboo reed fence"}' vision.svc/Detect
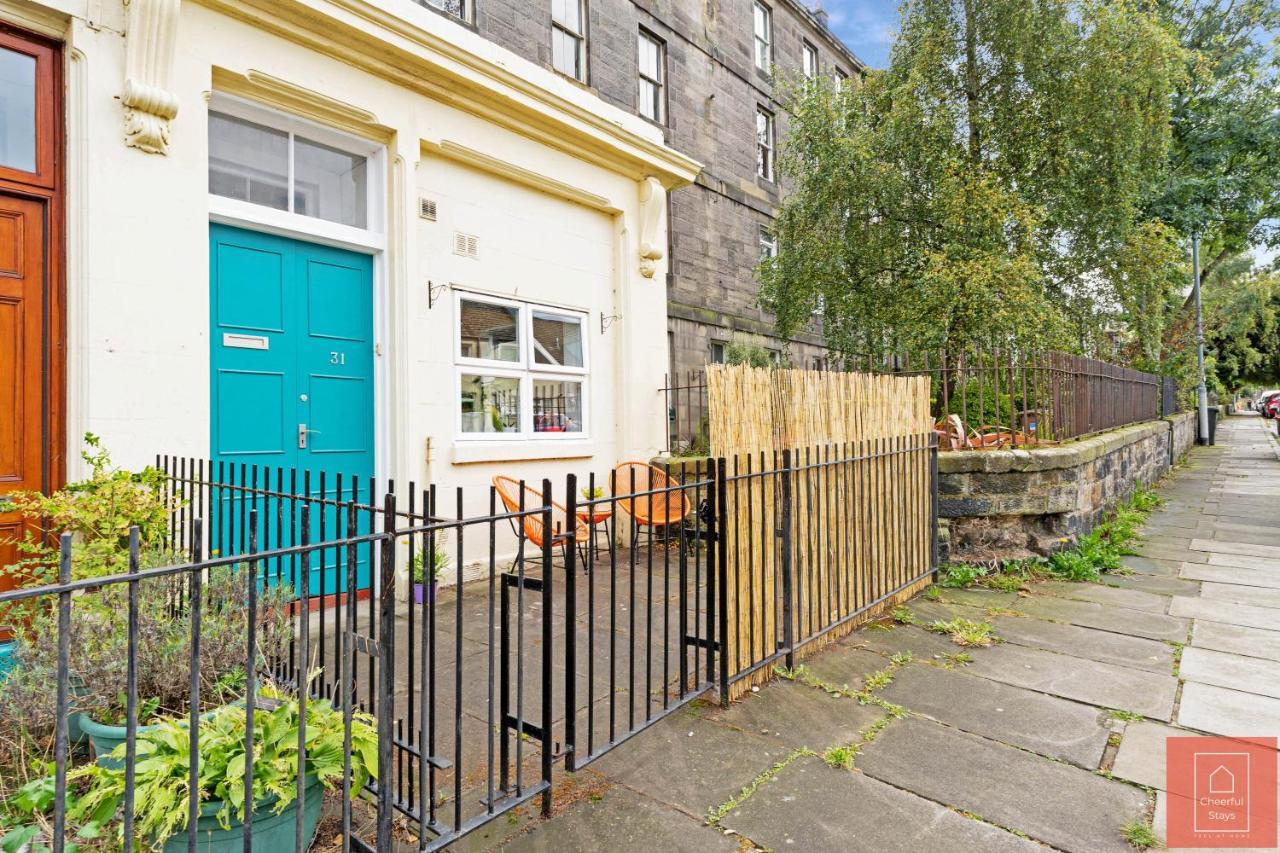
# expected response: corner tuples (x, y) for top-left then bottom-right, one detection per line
(707, 366), (936, 697)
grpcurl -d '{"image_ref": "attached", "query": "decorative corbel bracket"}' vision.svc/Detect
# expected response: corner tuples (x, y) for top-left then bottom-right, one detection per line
(122, 0), (182, 154)
(638, 176), (667, 279)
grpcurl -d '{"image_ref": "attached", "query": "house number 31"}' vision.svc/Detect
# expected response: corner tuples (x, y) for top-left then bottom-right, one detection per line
(329, 352), (346, 365)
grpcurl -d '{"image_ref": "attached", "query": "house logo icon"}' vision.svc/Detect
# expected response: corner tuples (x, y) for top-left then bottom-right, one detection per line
(1209, 765), (1236, 795)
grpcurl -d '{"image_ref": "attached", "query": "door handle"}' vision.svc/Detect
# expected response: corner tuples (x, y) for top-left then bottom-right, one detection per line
(298, 423), (321, 449)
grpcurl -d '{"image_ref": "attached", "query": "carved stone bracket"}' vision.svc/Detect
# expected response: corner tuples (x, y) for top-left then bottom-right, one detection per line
(638, 176), (667, 279)
(123, 0), (182, 154)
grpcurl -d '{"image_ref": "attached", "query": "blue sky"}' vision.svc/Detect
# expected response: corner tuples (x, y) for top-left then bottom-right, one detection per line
(818, 0), (901, 69)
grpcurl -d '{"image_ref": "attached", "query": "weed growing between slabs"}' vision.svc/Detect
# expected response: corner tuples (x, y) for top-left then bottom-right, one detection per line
(892, 607), (1001, 648)
(937, 485), (1163, 589)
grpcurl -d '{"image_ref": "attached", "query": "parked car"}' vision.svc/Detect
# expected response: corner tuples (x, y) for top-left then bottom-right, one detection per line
(1254, 389), (1280, 410)
(1264, 393), (1280, 419)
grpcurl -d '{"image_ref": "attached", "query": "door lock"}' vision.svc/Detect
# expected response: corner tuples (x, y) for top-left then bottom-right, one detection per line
(298, 423), (321, 449)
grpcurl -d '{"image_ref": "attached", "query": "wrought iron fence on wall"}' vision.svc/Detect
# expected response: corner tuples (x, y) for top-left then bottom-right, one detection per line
(665, 351), (1169, 452)
(0, 443), (936, 850)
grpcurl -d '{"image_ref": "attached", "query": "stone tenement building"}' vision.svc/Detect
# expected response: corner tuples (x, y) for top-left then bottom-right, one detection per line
(420, 0), (866, 377)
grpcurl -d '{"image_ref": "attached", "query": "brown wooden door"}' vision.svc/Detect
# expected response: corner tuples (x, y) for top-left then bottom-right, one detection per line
(0, 193), (46, 621)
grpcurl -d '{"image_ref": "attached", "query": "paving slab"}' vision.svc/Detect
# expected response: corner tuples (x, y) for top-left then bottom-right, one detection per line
(1118, 555), (1182, 576)
(1180, 562), (1280, 589)
(803, 644), (901, 689)
(1191, 620), (1280, 661)
(503, 784), (738, 852)
(1192, 538), (1280, 560)
(1104, 573), (1201, 597)
(1179, 646), (1280, 700)
(722, 754), (1044, 853)
(878, 664), (1110, 767)
(1034, 581), (1171, 613)
(1208, 552), (1280, 572)
(1170, 595), (1280, 631)
(856, 717), (1146, 853)
(847, 623), (968, 662)
(1134, 543), (1209, 564)
(588, 708), (797, 816)
(1110, 720), (1188, 791)
(709, 678), (883, 750)
(990, 615), (1175, 673)
(934, 587), (1019, 609)
(1176, 681), (1280, 740)
(1015, 595), (1190, 642)
(1152, 789), (1280, 853)
(965, 642), (1177, 720)
(1200, 582), (1280, 609)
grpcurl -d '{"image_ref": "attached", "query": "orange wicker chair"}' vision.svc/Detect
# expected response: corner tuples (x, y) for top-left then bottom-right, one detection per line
(610, 462), (692, 547)
(492, 476), (590, 570)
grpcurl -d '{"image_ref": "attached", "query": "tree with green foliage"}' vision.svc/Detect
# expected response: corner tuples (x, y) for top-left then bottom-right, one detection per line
(760, 0), (1185, 360)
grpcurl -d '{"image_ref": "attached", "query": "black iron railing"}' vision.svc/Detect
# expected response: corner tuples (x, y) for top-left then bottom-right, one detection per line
(1, 442), (938, 849)
(665, 351), (1170, 451)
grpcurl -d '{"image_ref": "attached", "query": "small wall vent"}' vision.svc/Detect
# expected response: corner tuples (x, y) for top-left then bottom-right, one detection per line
(453, 232), (479, 259)
(418, 198), (438, 220)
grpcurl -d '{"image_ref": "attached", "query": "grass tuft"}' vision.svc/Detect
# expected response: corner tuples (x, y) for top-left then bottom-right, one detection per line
(1121, 819), (1160, 850)
(928, 617), (999, 647)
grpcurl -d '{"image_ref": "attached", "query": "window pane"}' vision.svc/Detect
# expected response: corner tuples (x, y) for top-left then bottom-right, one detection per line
(532, 311), (584, 368)
(0, 47), (36, 173)
(533, 379), (583, 433)
(208, 112), (290, 211)
(460, 374), (522, 434)
(552, 0), (580, 30)
(419, 0), (467, 19)
(553, 27), (582, 79)
(639, 36), (659, 79)
(460, 300), (521, 362)
(639, 79), (659, 120)
(294, 135), (368, 228)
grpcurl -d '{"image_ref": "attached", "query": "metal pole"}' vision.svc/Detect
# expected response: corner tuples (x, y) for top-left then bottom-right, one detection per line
(1192, 232), (1210, 444)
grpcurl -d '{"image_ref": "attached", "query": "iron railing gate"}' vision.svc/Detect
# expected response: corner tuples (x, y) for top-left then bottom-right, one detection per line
(559, 466), (719, 772)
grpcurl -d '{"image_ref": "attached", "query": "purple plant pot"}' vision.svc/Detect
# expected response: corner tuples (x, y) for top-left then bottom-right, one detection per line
(413, 582), (438, 605)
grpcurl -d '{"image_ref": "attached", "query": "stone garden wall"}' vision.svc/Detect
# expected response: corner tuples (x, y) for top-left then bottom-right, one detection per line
(939, 413), (1196, 560)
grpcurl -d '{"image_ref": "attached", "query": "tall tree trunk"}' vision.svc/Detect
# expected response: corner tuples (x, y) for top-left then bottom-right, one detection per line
(963, 0), (981, 163)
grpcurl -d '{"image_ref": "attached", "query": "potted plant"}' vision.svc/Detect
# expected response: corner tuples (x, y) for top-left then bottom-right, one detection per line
(0, 567), (293, 767)
(411, 543), (449, 605)
(63, 682), (378, 851)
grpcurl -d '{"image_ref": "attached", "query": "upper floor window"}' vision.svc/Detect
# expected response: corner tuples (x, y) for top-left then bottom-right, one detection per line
(759, 226), (777, 260)
(638, 30), (666, 124)
(834, 67), (849, 88)
(209, 109), (369, 229)
(418, 0), (470, 22)
(756, 108), (775, 182)
(753, 2), (772, 70)
(802, 41), (818, 79)
(552, 0), (587, 82)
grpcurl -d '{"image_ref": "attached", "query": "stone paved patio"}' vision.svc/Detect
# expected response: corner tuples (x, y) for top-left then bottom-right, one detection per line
(456, 413), (1280, 852)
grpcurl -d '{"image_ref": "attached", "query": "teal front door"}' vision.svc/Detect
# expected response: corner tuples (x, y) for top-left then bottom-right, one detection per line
(210, 223), (375, 595)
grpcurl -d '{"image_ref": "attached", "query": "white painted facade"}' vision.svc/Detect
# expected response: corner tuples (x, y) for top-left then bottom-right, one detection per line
(2, 0), (698, 575)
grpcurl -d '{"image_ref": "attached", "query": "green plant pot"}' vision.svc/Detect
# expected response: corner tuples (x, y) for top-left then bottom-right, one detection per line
(78, 713), (164, 768)
(0, 640), (15, 682)
(161, 775), (323, 852)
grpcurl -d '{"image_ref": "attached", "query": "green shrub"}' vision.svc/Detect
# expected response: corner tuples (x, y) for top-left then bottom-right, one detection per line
(938, 562), (987, 588)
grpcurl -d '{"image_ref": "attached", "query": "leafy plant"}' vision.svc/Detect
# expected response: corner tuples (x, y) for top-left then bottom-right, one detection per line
(580, 486), (604, 500)
(1121, 818), (1159, 850)
(928, 618), (998, 648)
(937, 563), (987, 588)
(0, 567), (293, 732)
(410, 543), (450, 586)
(0, 434), (181, 588)
(67, 681), (377, 847)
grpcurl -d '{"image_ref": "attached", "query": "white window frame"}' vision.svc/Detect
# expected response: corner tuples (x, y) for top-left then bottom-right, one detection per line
(454, 290), (591, 442)
(753, 1), (773, 71)
(552, 0), (588, 82)
(420, 0), (471, 23)
(802, 41), (818, 78)
(756, 107), (775, 182)
(759, 226), (777, 260)
(834, 67), (849, 88)
(206, 94), (385, 252)
(638, 29), (666, 124)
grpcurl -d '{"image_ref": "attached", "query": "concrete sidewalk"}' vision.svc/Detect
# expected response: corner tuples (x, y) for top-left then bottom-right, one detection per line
(466, 413), (1280, 852)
